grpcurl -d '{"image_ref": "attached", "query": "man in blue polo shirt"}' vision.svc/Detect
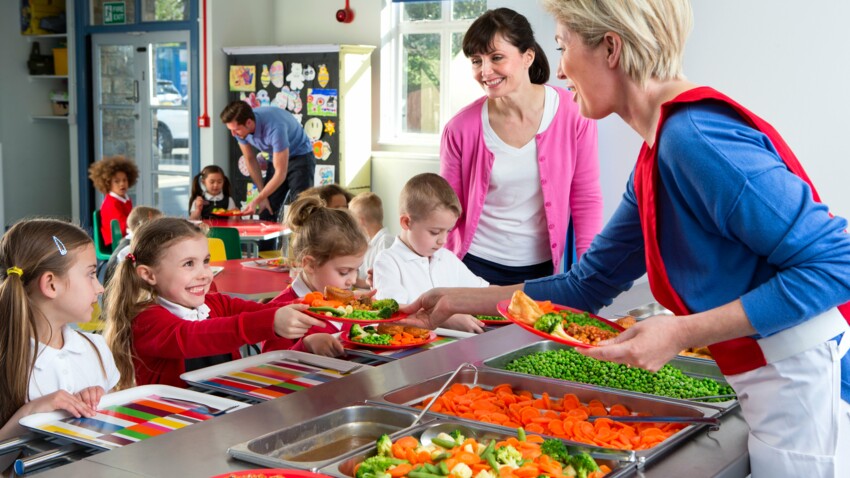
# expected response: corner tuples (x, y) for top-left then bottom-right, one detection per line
(220, 101), (315, 221)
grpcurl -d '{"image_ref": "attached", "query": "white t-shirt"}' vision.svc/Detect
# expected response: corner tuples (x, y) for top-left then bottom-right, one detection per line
(373, 238), (489, 304)
(467, 85), (559, 266)
(28, 326), (121, 401)
(358, 228), (394, 280)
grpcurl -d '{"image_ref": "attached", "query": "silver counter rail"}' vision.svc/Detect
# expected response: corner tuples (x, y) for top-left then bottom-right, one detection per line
(33, 282), (750, 478)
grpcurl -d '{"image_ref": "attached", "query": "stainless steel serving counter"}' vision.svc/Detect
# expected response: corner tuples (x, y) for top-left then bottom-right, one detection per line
(38, 282), (750, 477)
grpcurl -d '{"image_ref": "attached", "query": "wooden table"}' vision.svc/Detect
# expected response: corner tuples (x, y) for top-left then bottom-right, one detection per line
(211, 258), (292, 301)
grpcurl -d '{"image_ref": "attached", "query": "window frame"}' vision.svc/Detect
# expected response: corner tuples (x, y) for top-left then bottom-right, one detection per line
(380, 0), (481, 147)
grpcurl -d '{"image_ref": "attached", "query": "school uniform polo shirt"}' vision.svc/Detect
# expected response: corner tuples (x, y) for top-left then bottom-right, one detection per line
(373, 237), (489, 304)
(29, 326), (120, 400)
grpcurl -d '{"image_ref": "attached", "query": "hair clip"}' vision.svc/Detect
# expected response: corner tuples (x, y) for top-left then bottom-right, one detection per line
(126, 253), (137, 263)
(53, 236), (67, 256)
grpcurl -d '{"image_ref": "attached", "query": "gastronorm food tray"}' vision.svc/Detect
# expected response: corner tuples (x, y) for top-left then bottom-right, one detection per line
(370, 368), (720, 467)
(482, 341), (738, 416)
(228, 404), (431, 471)
(319, 419), (635, 478)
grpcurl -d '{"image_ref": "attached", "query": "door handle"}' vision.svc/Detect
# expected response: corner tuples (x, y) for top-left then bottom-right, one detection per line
(125, 79), (139, 103)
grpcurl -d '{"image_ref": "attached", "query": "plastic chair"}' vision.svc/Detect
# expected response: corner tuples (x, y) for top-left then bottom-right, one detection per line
(208, 238), (227, 262)
(111, 219), (123, 247)
(207, 227), (243, 260)
(92, 210), (112, 261)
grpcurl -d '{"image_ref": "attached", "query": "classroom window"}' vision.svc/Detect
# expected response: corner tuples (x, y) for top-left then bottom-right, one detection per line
(382, 0), (487, 143)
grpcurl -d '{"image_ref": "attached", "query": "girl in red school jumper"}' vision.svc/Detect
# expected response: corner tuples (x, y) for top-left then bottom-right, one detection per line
(264, 195), (369, 356)
(88, 156), (139, 247)
(0, 219), (119, 442)
(103, 217), (326, 389)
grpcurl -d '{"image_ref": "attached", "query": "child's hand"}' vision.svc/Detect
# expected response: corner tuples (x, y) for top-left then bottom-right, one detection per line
(25, 390), (96, 419)
(193, 196), (204, 212)
(273, 303), (326, 339)
(303, 333), (344, 357)
(75, 386), (106, 410)
(355, 289), (377, 300)
(442, 313), (485, 334)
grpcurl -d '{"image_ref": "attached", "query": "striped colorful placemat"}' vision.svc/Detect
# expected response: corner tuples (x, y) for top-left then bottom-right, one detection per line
(35, 395), (217, 449)
(197, 359), (347, 401)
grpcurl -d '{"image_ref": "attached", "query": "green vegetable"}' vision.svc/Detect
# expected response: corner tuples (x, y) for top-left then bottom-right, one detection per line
(376, 434), (392, 457)
(504, 348), (735, 401)
(349, 324), (392, 345)
(540, 439), (570, 465)
(484, 453), (500, 474)
(533, 313), (563, 333)
(479, 439), (496, 459)
(516, 427), (526, 442)
(423, 463), (440, 474)
(494, 445), (522, 467)
(308, 306), (344, 317)
(438, 461), (449, 475)
(568, 452), (599, 478)
(474, 315), (506, 321)
(559, 310), (618, 333)
(432, 451), (451, 462)
(372, 298), (400, 315)
(408, 472), (445, 478)
(449, 429), (465, 446)
(355, 455), (408, 478)
(431, 437), (459, 450)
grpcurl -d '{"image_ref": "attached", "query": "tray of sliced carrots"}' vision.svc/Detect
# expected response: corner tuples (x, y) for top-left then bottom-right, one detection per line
(324, 423), (628, 478)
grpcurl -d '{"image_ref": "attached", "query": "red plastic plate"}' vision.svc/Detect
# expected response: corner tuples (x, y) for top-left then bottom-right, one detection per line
(496, 299), (624, 348)
(341, 331), (438, 350)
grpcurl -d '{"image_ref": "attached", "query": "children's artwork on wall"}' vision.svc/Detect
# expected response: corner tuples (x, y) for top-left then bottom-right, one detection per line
(286, 62), (305, 91)
(229, 65), (256, 92)
(307, 89), (338, 117)
(313, 140), (332, 161)
(324, 120), (336, 136)
(270, 61), (284, 88)
(303, 64), (316, 81)
(256, 89), (270, 107)
(315, 165), (335, 186)
(272, 91), (287, 110)
(238, 153), (269, 178)
(240, 92), (260, 108)
(317, 64), (329, 87)
(260, 64), (271, 88)
(303, 118), (323, 141)
(278, 86), (298, 111)
(293, 95), (303, 114)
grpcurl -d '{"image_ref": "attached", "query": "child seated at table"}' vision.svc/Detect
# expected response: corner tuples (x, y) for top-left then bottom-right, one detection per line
(265, 195), (370, 356)
(372, 173), (488, 333)
(189, 165), (240, 220)
(103, 217), (327, 389)
(298, 184), (353, 209)
(104, 206), (163, 285)
(88, 155), (139, 247)
(0, 219), (120, 442)
(348, 192), (393, 288)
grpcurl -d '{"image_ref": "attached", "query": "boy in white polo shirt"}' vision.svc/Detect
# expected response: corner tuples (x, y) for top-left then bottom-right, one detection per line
(372, 173), (488, 333)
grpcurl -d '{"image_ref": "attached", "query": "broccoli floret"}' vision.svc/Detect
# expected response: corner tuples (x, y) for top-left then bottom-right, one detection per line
(355, 455), (408, 478)
(450, 429), (466, 446)
(372, 299), (399, 314)
(376, 434), (392, 457)
(349, 324), (368, 339)
(533, 313), (563, 333)
(540, 439), (570, 465)
(494, 445), (523, 468)
(568, 453), (599, 478)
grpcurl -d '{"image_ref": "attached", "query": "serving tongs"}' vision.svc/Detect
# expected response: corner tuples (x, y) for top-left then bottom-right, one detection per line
(405, 362), (479, 445)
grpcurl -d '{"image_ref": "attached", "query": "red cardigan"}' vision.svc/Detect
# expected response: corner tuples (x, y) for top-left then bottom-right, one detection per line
(261, 287), (340, 352)
(100, 194), (133, 247)
(132, 293), (281, 387)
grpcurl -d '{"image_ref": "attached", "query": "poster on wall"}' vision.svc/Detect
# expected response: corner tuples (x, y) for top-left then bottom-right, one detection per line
(315, 165), (335, 186)
(306, 88), (338, 116)
(229, 65), (256, 91)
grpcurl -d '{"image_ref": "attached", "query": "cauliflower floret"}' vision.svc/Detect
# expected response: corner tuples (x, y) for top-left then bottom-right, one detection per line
(474, 470), (497, 478)
(463, 443), (475, 454)
(450, 462), (473, 478)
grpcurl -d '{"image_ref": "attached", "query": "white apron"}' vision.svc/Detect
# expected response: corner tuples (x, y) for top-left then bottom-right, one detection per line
(724, 308), (850, 477)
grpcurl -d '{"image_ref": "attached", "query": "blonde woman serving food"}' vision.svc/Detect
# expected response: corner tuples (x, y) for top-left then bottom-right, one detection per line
(408, 1), (850, 475)
(441, 8), (603, 285)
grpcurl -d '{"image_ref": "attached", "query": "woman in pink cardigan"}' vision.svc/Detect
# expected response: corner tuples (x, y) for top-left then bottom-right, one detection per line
(441, 8), (602, 285)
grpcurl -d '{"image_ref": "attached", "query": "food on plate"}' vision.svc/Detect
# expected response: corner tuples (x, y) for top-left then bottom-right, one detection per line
(212, 208), (243, 214)
(378, 324), (430, 339)
(507, 290), (547, 325)
(354, 428), (611, 478)
(506, 291), (620, 346)
(615, 316), (714, 360)
(475, 314), (508, 322)
(262, 257), (290, 268)
(416, 382), (685, 451)
(302, 288), (401, 320)
(348, 324), (431, 346)
(505, 348), (734, 402)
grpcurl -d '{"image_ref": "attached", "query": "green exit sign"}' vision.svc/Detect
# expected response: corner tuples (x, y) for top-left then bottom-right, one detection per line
(104, 1), (126, 25)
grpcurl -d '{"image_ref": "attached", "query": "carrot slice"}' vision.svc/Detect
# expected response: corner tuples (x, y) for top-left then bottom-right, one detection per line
(388, 463), (412, 477)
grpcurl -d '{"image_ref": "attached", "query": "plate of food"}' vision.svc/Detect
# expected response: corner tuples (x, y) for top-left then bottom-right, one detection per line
(300, 287), (407, 324)
(210, 469), (332, 478)
(497, 291), (624, 348)
(474, 314), (511, 325)
(241, 258), (291, 273)
(211, 208), (249, 217)
(341, 324), (437, 349)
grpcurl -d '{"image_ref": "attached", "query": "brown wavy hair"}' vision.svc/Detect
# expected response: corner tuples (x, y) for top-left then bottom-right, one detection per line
(0, 219), (93, 426)
(103, 217), (206, 390)
(88, 156), (140, 194)
(287, 195), (367, 266)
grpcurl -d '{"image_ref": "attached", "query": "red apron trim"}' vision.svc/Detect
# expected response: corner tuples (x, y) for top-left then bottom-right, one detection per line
(634, 86), (849, 376)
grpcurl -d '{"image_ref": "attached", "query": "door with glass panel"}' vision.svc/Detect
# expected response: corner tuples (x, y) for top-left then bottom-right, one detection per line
(91, 31), (191, 216)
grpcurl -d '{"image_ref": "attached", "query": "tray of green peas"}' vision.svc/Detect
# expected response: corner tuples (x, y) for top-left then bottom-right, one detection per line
(482, 341), (738, 416)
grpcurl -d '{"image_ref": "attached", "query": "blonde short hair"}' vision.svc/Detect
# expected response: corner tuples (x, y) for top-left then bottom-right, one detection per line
(542, 0), (692, 86)
(399, 173), (462, 221)
(349, 192), (384, 226)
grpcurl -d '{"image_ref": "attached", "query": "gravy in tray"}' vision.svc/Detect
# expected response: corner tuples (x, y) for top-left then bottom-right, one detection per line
(285, 435), (375, 462)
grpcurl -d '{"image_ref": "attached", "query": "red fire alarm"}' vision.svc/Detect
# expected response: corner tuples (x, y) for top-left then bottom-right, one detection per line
(336, 0), (354, 23)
